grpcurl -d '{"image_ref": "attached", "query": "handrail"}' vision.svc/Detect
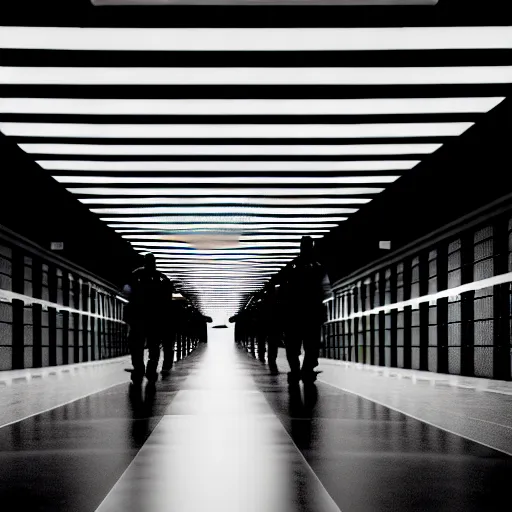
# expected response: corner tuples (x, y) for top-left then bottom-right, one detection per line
(331, 192), (512, 292)
(0, 222), (121, 294)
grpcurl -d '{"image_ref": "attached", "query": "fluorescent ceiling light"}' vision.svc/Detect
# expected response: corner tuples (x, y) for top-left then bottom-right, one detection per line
(3, 67), (511, 85)
(69, 187), (384, 196)
(160, 268), (281, 273)
(92, 1), (438, 6)
(153, 254), (293, 260)
(105, 216), (348, 223)
(55, 176), (397, 185)
(0, 122), (473, 139)
(81, 197), (370, 206)
(134, 247), (300, 254)
(126, 234), (322, 240)
(20, 143), (442, 156)
(111, 223), (338, 229)
(93, 206), (357, 215)
(157, 264), (283, 269)
(4, 98), (502, 116)
(133, 241), (301, 248)
(1, 27), (511, 51)
(170, 272), (277, 277)
(39, 160), (418, 172)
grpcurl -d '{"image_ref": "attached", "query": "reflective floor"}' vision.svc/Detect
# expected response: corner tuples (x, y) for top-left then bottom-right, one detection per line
(0, 327), (511, 512)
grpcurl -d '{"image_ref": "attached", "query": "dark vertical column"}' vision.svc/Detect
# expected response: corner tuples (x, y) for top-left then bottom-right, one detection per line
(32, 257), (43, 368)
(378, 269), (386, 366)
(403, 258), (412, 370)
(90, 288), (97, 361)
(48, 265), (57, 367)
(460, 232), (475, 376)
(437, 242), (449, 374)
(346, 290), (353, 361)
(389, 265), (398, 368)
(82, 283), (89, 362)
(369, 275), (376, 366)
(418, 251), (429, 371)
(340, 293), (346, 361)
(105, 296), (111, 358)
(493, 215), (511, 380)
(61, 272), (69, 365)
(99, 293), (105, 359)
(353, 286), (359, 363)
(360, 283), (367, 364)
(11, 248), (25, 370)
(72, 276), (80, 363)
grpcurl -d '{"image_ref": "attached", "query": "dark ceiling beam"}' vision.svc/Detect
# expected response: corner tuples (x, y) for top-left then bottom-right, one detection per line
(2, 0), (511, 28)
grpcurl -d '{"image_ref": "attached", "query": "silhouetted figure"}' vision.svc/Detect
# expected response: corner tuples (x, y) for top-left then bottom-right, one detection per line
(281, 236), (331, 385)
(123, 253), (174, 384)
(262, 283), (283, 375)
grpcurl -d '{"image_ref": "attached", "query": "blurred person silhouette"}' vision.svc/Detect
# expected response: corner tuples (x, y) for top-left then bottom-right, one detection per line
(281, 236), (331, 386)
(123, 253), (174, 384)
(262, 283), (283, 375)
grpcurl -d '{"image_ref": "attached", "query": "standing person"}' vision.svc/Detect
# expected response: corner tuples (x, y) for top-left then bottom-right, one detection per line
(281, 236), (331, 385)
(160, 277), (175, 376)
(263, 283), (283, 375)
(123, 253), (173, 384)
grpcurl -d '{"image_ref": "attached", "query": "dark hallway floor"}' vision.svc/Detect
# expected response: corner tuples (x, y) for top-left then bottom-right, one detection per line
(0, 327), (511, 512)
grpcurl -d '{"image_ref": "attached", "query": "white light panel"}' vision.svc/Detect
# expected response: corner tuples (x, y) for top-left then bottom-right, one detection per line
(38, 160), (418, 172)
(87, 197), (369, 206)
(105, 216), (348, 223)
(135, 241), (300, 248)
(125, 234), (323, 240)
(0, 122), (474, 138)
(93, 206), (357, 215)
(2, 67), (511, 85)
(3, 98), (503, 116)
(56, 176), (397, 185)
(71, 187), (384, 196)
(134, 247), (300, 254)
(20, 143), (442, 156)
(2, 26), (511, 51)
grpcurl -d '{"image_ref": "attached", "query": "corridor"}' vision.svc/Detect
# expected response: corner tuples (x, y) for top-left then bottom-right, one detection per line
(0, 327), (510, 512)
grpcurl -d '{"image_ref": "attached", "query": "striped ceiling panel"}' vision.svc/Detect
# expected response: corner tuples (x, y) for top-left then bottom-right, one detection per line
(0, 25), (510, 317)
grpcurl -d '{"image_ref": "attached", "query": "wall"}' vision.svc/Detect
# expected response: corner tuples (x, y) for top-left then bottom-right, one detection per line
(0, 224), (129, 371)
(322, 194), (512, 381)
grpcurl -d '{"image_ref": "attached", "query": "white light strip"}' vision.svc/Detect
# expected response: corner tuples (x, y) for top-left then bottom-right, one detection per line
(57, 176), (397, 185)
(158, 255), (291, 260)
(328, 272), (512, 323)
(0, 123), (473, 139)
(2, 26), (511, 51)
(159, 266), (282, 271)
(161, 271), (280, 275)
(85, 197), (369, 206)
(117, 229), (328, 235)
(135, 247), (299, 254)
(20, 143), (442, 156)
(71, 187), (383, 196)
(154, 254), (293, 260)
(136, 241), (301, 248)
(39, 160), (418, 172)
(3, 98), (503, 116)
(126, 234), (323, 240)
(94, 206), (357, 215)
(112, 223), (337, 229)
(106, 216), (348, 223)
(2, 67), (511, 85)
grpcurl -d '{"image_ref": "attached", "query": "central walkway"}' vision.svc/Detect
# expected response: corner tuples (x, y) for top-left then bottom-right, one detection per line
(96, 328), (339, 512)
(0, 327), (510, 511)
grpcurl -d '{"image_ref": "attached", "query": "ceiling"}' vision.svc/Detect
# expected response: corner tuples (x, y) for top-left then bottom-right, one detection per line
(0, 13), (510, 319)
